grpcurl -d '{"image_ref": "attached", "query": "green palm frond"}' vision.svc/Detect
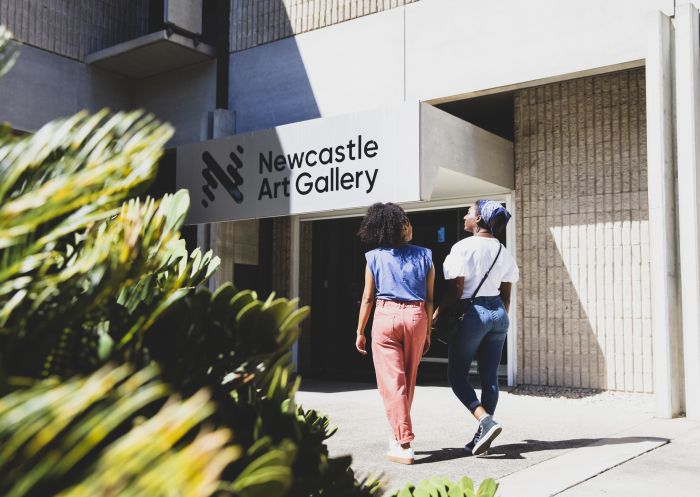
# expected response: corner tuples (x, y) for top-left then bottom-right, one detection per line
(0, 27), (386, 496)
(0, 110), (170, 236)
(0, 365), (238, 497)
(143, 282), (309, 397)
(0, 26), (18, 79)
(224, 438), (297, 497)
(0, 108), (221, 379)
(0, 109), (172, 296)
(388, 477), (499, 497)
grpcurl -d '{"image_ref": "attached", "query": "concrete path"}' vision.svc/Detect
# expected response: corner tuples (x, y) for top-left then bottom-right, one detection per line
(555, 418), (700, 497)
(296, 380), (698, 495)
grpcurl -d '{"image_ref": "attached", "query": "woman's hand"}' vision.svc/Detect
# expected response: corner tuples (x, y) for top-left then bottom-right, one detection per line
(356, 334), (367, 355)
(423, 334), (431, 355)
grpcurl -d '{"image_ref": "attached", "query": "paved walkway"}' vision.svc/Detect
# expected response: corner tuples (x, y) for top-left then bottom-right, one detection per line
(296, 380), (700, 496)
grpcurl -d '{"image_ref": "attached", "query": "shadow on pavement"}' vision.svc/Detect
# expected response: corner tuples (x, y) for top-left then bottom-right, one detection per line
(413, 447), (470, 464)
(414, 436), (668, 463)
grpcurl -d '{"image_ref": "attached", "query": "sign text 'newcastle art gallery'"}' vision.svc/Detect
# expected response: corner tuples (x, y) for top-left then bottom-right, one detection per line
(176, 104), (420, 224)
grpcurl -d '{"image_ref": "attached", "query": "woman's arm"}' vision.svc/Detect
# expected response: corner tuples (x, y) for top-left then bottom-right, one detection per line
(355, 264), (376, 355)
(423, 263), (435, 354)
(433, 276), (464, 321)
(499, 282), (512, 313)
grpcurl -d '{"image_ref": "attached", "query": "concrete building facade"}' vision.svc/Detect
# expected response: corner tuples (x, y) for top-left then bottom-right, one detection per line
(1, 0), (699, 419)
(515, 70), (651, 392)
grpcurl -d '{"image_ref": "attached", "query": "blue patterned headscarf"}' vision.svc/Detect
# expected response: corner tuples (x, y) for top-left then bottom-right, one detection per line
(476, 200), (511, 233)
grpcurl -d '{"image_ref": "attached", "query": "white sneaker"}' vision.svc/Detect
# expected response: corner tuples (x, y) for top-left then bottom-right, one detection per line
(386, 440), (415, 465)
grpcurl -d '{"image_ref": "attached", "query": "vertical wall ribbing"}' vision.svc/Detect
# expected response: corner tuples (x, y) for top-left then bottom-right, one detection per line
(229, 0), (418, 52)
(0, 0), (149, 60)
(515, 68), (651, 392)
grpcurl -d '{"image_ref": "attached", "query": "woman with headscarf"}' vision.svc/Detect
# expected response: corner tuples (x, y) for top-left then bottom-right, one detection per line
(433, 200), (518, 456)
(355, 202), (435, 465)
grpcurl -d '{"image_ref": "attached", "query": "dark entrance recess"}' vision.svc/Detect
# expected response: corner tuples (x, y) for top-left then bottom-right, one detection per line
(309, 206), (508, 383)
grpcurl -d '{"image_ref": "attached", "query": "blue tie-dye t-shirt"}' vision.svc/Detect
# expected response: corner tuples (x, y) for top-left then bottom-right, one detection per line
(365, 244), (432, 302)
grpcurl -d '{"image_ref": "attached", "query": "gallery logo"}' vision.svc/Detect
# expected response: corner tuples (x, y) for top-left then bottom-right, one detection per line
(200, 145), (245, 208)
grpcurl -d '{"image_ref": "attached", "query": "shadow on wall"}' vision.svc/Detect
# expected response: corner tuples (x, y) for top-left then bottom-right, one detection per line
(515, 70), (651, 394)
(228, 1), (321, 133)
(547, 207), (651, 393)
(207, 2), (322, 371)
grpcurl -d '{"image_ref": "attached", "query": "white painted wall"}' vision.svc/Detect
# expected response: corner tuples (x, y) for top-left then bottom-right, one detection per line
(646, 10), (684, 417)
(294, 7), (405, 116)
(230, 0), (673, 128)
(674, 1), (700, 419)
(229, 7), (404, 132)
(406, 0), (673, 102)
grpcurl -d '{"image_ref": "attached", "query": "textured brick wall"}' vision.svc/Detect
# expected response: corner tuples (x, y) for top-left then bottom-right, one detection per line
(230, 0), (418, 52)
(514, 68), (652, 392)
(0, 0), (148, 60)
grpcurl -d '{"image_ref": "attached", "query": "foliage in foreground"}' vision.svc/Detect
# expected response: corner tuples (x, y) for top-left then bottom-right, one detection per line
(0, 26), (496, 497)
(388, 477), (498, 497)
(0, 26), (380, 497)
(0, 365), (237, 497)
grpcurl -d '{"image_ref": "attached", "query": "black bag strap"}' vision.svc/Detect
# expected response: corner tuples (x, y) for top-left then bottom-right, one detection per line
(469, 243), (502, 303)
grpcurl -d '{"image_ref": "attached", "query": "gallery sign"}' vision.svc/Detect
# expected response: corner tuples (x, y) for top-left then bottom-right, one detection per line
(177, 104), (420, 224)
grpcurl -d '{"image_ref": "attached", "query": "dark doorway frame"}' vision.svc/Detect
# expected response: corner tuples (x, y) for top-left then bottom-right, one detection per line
(298, 194), (518, 386)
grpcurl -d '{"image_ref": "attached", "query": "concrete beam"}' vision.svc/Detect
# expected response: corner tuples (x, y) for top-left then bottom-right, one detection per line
(646, 11), (684, 417)
(85, 30), (214, 80)
(674, 2), (700, 419)
(419, 103), (514, 201)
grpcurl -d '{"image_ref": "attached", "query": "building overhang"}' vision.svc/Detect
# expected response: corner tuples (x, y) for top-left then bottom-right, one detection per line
(176, 102), (513, 224)
(85, 30), (215, 79)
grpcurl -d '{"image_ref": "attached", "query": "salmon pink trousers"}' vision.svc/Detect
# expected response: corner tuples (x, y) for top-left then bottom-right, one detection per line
(371, 299), (428, 444)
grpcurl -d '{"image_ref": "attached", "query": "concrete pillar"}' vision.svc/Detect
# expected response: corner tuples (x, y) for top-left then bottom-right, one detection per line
(197, 109), (235, 291)
(506, 193), (518, 387)
(290, 215), (301, 370)
(645, 11), (684, 418)
(674, 2), (700, 419)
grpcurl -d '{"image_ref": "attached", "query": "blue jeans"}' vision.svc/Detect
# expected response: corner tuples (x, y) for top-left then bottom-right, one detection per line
(448, 296), (509, 415)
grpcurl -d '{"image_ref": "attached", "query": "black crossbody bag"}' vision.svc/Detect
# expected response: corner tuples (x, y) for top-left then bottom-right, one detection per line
(432, 243), (502, 345)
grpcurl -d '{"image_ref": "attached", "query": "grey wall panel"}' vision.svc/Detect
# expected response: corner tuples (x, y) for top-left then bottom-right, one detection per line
(0, 43), (132, 132)
(0, 43), (214, 146)
(229, 37), (320, 133)
(82, 65), (134, 114)
(135, 60), (217, 146)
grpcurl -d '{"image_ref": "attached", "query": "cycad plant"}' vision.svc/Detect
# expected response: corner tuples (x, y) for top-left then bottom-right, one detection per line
(388, 477), (498, 497)
(0, 26), (380, 497)
(0, 26), (497, 497)
(0, 364), (237, 497)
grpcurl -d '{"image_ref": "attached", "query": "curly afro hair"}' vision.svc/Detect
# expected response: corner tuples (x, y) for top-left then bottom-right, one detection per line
(357, 202), (409, 248)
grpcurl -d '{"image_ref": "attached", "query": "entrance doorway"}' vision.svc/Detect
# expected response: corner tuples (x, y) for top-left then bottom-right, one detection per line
(308, 206), (508, 382)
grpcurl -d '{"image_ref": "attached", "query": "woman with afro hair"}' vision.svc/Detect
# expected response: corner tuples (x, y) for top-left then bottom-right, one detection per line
(355, 202), (435, 465)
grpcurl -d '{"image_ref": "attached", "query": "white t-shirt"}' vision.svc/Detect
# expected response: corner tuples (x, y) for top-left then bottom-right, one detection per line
(442, 237), (519, 299)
